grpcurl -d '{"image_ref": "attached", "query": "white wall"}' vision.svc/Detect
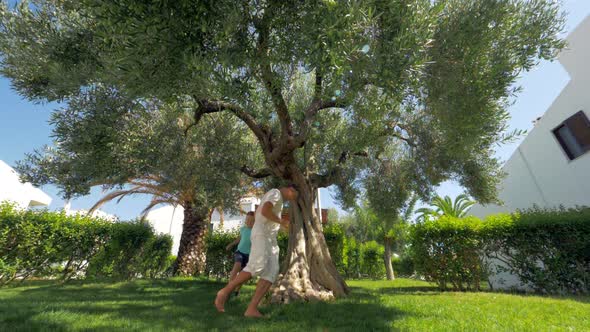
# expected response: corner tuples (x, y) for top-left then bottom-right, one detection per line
(470, 16), (590, 219)
(470, 16), (590, 291)
(0, 160), (52, 208)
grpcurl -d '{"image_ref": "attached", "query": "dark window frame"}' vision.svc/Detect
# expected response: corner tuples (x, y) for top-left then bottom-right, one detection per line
(552, 110), (590, 161)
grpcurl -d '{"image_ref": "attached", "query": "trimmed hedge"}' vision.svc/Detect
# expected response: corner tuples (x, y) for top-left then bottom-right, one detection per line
(204, 230), (238, 279)
(360, 241), (386, 280)
(411, 216), (485, 291)
(409, 207), (590, 294)
(0, 202), (172, 284)
(482, 207), (590, 294)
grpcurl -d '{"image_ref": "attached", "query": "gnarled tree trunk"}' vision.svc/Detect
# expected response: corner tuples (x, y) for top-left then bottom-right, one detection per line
(174, 200), (209, 276)
(271, 180), (349, 303)
(384, 238), (395, 280)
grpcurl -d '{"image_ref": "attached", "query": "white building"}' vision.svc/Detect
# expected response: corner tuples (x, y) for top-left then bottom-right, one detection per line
(470, 16), (590, 290)
(145, 196), (261, 255)
(0, 160), (52, 208)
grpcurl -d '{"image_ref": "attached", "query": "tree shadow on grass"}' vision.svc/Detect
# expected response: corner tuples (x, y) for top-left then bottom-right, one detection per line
(0, 279), (409, 332)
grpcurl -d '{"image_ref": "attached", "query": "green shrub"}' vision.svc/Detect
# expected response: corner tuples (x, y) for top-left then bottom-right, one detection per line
(0, 202), (172, 284)
(204, 230), (238, 279)
(392, 253), (415, 278)
(344, 237), (362, 279)
(323, 223), (346, 274)
(410, 216), (485, 291)
(87, 222), (174, 280)
(482, 207), (590, 294)
(360, 241), (386, 280)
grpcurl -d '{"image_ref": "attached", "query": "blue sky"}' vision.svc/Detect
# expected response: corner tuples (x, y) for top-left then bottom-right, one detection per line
(1, 3), (589, 220)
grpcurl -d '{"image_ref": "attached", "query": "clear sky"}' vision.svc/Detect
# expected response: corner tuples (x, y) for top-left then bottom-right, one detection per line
(1, 2), (589, 220)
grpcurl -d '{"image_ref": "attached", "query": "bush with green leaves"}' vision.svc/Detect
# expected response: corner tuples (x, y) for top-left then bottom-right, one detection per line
(410, 216), (485, 291)
(323, 223), (346, 275)
(0, 202), (172, 284)
(392, 253), (415, 278)
(86, 221), (173, 280)
(203, 229), (238, 279)
(342, 237), (362, 279)
(482, 207), (590, 294)
(359, 241), (386, 280)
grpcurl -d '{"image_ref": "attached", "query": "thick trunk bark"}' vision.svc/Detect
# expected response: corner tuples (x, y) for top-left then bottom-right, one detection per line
(173, 201), (209, 276)
(271, 181), (349, 303)
(384, 238), (395, 281)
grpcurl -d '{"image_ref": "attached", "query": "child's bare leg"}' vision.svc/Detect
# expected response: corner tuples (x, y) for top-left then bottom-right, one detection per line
(244, 278), (272, 318)
(229, 262), (241, 282)
(215, 271), (252, 312)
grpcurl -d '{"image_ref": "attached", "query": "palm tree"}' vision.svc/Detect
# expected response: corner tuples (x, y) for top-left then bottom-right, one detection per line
(416, 194), (475, 221)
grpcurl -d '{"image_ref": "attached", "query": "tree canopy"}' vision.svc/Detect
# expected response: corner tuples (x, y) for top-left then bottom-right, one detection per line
(17, 85), (254, 211)
(0, 0), (566, 204)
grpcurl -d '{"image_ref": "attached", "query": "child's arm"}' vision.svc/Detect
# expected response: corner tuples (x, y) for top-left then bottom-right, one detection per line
(226, 236), (241, 251)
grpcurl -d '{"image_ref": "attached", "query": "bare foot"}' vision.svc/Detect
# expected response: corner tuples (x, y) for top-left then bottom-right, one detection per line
(214, 289), (229, 313)
(244, 308), (264, 318)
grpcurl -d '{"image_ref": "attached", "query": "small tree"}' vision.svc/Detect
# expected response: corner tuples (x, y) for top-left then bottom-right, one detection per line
(0, 0), (565, 301)
(364, 152), (418, 280)
(16, 86), (255, 275)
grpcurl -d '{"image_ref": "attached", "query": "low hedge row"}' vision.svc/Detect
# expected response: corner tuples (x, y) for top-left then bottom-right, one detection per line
(410, 207), (590, 294)
(0, 202), (172, 284)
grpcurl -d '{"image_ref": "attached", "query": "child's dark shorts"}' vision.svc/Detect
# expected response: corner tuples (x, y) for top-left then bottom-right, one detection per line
(234, 250), (250, 269)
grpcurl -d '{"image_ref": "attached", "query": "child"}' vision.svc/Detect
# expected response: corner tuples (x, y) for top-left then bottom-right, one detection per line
(225, 211), (255, 297)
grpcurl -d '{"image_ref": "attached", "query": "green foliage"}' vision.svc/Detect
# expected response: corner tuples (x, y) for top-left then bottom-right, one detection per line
(0, 0), (567, 208)
(0, 202), (172, 284)
(360, 241), (386, 280)
(343, 237), (362, 279)
(86, 221), (173, 280)
(410, 207), (590, 294)
(203, 230), (238, 279)
(481, 207), (590, 294)
(416, 194), (475, 222)
(410, 215), (485, 291)
(392, 254), (415, 278)
(323, 223), (346, 274)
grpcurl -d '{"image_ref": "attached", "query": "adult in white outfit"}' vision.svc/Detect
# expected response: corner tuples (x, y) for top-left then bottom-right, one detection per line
(215, 185), (298, 317)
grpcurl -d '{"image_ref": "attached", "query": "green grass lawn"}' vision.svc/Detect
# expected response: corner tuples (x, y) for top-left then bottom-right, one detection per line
(0, 278), (588, 331)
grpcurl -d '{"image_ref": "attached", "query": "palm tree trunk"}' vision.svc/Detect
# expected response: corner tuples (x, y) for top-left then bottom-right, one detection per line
(173, 200), (209, 276)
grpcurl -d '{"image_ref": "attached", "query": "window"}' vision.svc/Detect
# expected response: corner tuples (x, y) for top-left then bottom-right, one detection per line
(552, 111), (590, 160)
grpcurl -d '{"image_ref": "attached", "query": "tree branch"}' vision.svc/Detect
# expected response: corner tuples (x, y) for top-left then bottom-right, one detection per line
(311, 151), (369, 188)
(254, 12), (293, 138)
(295, 99), (346, 147)
(240, 165), (273, 179)
(191, 98), (270, 150)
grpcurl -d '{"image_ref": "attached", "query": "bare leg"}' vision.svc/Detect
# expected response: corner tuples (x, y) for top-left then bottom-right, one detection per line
(244, 278), (272, 318)
(215, 271), (252, 312)
(228, 262), (242, 282)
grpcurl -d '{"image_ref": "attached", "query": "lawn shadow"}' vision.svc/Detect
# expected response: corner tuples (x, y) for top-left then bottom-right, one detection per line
(0, 279), (409, 331)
